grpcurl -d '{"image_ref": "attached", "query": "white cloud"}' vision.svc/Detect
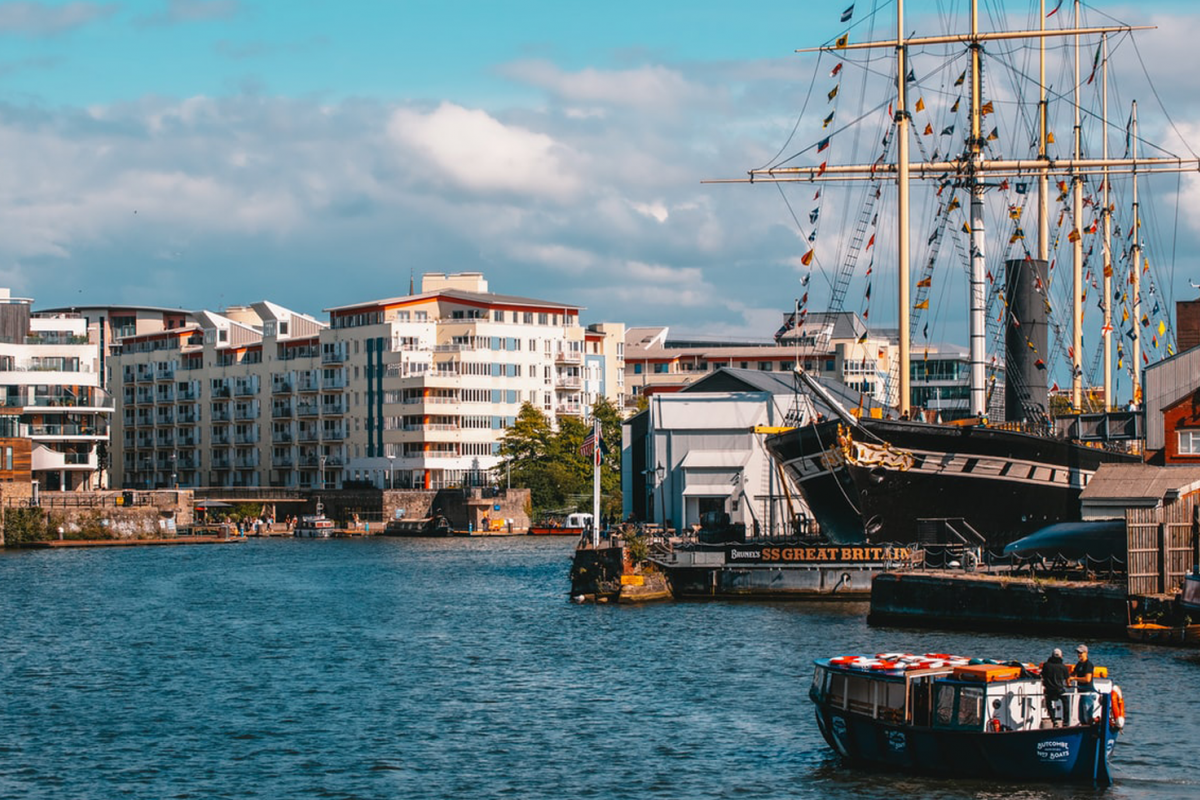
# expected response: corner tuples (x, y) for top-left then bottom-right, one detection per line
(387, 102), (581, 199)
(502, 60), (702, 110)
(0, 2), (116, 36)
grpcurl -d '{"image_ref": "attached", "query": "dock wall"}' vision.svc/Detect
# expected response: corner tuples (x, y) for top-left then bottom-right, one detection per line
(869, 572), (1129, 636)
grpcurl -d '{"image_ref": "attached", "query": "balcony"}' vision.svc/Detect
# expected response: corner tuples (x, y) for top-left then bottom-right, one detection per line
(554, 350), (582, 364)
(211, 456), (232, 470)
(320, 401), (347, 416)
(298, 429), (320, 442)
(322, 350), (347, 364)
(177, 435), (198, 448)
(234, 406), (259, 421)
(322, 428), (347, 441)
(273, 380), (293, 394)
(155, 367), (175, 381)
(234, 432), (260, 445)
(297, 402), (320, 417)
(234, 455), (259, 469)
(211, 431), (232, 446)
(136, 368), (154, 382)
(211, 386), (232, 398)
(234, 384), (258, 397)
(272, 454), (294, 468)
(272, 406), (293, 418)
(176, 385), (199, 401)
(177, 410), (200, 425)
(211, 407), (232, 422)
(272, 430), (293, 443)
(297, 378), (319, 392)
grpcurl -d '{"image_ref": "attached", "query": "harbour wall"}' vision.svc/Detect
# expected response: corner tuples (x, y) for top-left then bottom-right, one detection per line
(868, 571), (1129, 636)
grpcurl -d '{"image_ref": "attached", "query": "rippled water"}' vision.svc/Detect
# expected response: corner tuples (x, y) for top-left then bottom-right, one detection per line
(1, 537), (1196, 800)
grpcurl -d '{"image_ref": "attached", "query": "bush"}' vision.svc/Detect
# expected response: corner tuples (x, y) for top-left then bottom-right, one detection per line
(3, 508), (49, 546)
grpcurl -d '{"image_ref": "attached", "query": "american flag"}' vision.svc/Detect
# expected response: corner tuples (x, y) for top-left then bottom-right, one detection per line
(580, 427), (601, 464)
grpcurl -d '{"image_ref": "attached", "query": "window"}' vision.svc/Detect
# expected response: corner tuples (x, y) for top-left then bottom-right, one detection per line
(758, 362), (773, 371)
(1179, 430), (1200, 455)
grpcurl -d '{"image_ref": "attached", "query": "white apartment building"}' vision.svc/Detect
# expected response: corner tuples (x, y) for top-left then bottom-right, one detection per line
(108, 274), (626, 491)
(0, 289), (112, 491)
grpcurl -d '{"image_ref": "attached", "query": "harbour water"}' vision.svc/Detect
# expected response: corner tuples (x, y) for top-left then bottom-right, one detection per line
(1, 536), (1196, 799)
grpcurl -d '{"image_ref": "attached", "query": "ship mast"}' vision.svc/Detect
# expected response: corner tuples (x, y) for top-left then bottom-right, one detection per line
(1038, 0), (1050, 265)
(897, 0), (912, 416)
(1072, 0), (1085, 410)
(968, 1), (986, 417)
(1102, 33), (1113, 407)
(1131, 100), (1142, 405)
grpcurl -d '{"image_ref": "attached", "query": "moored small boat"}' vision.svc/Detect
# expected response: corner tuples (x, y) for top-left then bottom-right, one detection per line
(809, 652), (1123, 784)
(293, 514), (335, 539)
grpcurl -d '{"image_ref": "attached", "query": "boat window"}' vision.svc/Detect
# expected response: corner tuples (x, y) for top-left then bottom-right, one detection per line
(845, 676), (873, 714)
(935, 684), (956, 726)
(957, 687), (983, 729)
(877, 681), (905, 722)
(812, 668), (825, 699)
(827, 673), (847, 709)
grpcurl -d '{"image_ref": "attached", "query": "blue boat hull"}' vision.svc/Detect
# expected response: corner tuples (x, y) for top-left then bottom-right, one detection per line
(813, 701), (1117, 782)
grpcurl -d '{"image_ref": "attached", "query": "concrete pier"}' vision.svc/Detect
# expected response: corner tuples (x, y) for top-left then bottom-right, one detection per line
(868, 571), (1129, 636)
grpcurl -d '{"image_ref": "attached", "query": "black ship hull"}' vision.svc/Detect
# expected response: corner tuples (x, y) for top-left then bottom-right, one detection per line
(766, 418), (1138, 547)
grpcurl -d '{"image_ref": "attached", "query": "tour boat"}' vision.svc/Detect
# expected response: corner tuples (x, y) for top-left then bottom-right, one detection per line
(809, 653), (1123, 783)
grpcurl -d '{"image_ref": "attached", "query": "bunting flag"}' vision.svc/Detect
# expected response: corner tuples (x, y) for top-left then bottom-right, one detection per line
(817, 161), (827, 176)
(915, 299), (929, 310)
(906, 69), (916, 83)
(961, 221), (972, 234)
(951, 98), (960, 113)
(980, 101), (994, 116)
(923, 322), (929, 339)
(1122, 307), (1129, 322)
(923, 123), (934, 136)
(1016, 182), (1027, 194)
(858, 331), (869, 343)
(1051, 381), (1059, 392)
(1010, 229), (1025, 244)
(817, 137), (830, 152)
(917, 276), (932, 288)
(1152, 334), (1158, 349)
(1068, 229), (1081, 243)
(774, 309), (798, 342)
(1101, 321), (1113, 335)
(1034, 359), (1046, 370)
(830, 63), (843, 78)
(954, 71), (966, 87)
(801, 249), (815, 266)
(865, 282), (872, 299)
(809, 208), (820, 224)
(1047, 131), (1056, 144)
(866, 233), (876, 249)
(1158, 319), (1167, 336)
(1141, 314), (1150, 328)
(1104, 262), (1113, 278)
(1086, 42), (1102, 85)
(835, 34), (849, 48)
(823, 111), (835, 128)
(1047, 0), (1063, 17)
(987, 127), (999, 141)
(580, 426), (601, 464)
(813, 189), (821, 201)
(1008, 205), (1022, 220)
(915, 97), (925, 112)
(1169, 344), (1176, 356)
(941, 124), (955, 136)
(828, 85), (839, 101)
(841, 4), (855, 22)
(1143, 352), (1149, 364)
(947, 197), (960, 212)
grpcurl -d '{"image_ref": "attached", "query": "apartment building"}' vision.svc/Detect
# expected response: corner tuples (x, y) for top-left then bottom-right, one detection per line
(0, 289), (111, 491)
(108, 273), (626, 491)
(625, 312), (900, 409)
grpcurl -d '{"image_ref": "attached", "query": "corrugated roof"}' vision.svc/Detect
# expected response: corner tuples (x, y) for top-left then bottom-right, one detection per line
(1080, 463), (1200, 501)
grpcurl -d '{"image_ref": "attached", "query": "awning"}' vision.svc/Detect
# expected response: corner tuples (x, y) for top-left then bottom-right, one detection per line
(682, 483), (738, 497)
(194, 500), (232, 509)
(679, 450), (751, 469)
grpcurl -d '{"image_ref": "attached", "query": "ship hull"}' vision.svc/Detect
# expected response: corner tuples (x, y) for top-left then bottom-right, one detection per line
(767, 418), (1138, 547)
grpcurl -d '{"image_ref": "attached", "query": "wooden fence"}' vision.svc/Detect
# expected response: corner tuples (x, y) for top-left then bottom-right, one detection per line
(1127, 500), (1198, 596)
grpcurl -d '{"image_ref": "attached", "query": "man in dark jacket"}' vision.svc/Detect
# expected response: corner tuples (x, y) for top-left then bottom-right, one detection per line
(1041, 648), (1072, 727)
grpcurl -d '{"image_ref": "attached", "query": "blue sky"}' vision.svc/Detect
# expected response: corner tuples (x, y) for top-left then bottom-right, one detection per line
(2, 0), (1199, 384)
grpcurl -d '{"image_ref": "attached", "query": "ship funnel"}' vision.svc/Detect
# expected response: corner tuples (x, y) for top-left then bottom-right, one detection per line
(1004, 258), (1049, 423)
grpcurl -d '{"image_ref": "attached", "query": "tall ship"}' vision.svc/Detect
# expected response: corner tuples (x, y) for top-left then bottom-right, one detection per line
(713, 1), (1198, 547)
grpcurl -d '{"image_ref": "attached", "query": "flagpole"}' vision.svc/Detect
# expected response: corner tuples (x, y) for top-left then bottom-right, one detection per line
(591, 416), (601, 547)
(968, 0), (986, 418)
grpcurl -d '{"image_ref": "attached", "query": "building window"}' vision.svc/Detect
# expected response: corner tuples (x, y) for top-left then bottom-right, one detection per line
(1179, 430), (1200, 455)
(758, 362), (773, 371)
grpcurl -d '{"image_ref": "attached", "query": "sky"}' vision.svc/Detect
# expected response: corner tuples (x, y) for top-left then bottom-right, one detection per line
(3, 0), (1200, 362)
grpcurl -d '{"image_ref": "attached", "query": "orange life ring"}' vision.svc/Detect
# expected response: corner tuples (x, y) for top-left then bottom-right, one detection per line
(1110, 685), (1126, 729)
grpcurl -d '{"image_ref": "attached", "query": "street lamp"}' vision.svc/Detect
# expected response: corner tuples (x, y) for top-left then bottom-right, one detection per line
(170, 451), (177, 490)
(387, 454), (395, 490)
(655, 463), (666, 531)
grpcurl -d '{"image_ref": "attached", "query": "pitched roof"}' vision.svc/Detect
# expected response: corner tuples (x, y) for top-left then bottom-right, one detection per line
(1080, 463), (1200, 502)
